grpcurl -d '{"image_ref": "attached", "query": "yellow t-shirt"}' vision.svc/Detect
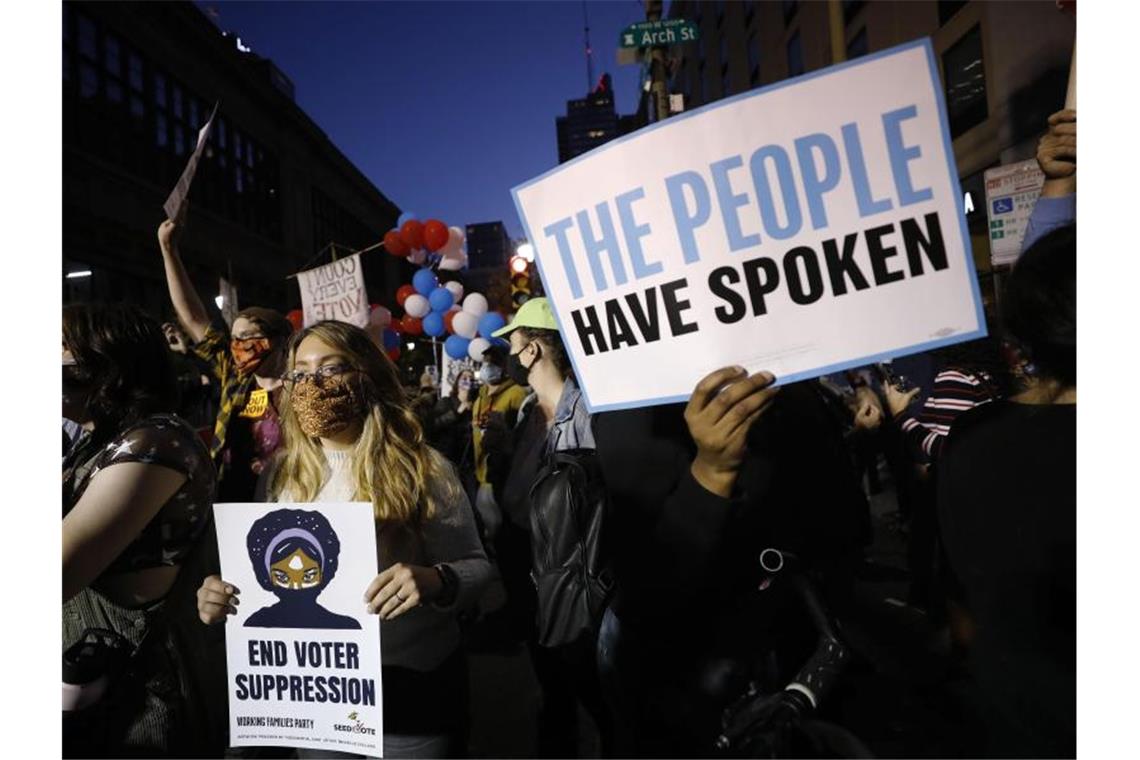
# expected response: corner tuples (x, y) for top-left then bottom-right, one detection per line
(471, 382), (529, 484)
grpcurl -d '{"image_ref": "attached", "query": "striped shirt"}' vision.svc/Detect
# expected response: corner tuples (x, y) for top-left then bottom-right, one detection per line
(193, 325), (256, 477)
(899, 368), (999, 464)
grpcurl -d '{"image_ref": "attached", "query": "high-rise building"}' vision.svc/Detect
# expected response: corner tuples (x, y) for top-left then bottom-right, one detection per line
(664, 0), (1074, 295)
(557, 74), (636, 164)
(465, 221), (512, 271)
(63, 1), (403, 314)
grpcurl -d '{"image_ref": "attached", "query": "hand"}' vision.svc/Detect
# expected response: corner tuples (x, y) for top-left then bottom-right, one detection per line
(251, 459), (265, 476)
(884, 383), (921, 419)
(852, 399), (883, 431)
(363, 563), (443, 621)
(157, 218), (181, 254)
(1037, 109), (1075, 196)
(685, 367), (779, 498)
(197, 575), (240, 625)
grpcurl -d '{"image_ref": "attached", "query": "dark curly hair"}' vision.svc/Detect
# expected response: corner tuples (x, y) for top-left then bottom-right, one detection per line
(62, 303), (178, 434)
(515, 327), (573, 379)
(1001, 223), (1076, 387)
(246, 508), (342, 593)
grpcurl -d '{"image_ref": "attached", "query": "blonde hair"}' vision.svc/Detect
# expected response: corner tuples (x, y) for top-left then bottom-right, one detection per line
(271, 321), (457, 527)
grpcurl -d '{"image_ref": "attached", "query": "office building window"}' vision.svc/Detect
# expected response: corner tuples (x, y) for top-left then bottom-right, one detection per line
(782, 0), (799, 25)
(943, 24), (987, 137)
(787, 30), (804, 77)
(847, 28), (868, 59)
(155, 113), (168, 148)
(939, 1), (969, 26)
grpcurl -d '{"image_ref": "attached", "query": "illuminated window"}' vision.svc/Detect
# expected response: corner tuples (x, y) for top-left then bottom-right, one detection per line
(943, 24), (987, 137)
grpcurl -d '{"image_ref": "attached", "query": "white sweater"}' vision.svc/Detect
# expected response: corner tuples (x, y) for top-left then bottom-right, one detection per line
(281, 449), (492, 672)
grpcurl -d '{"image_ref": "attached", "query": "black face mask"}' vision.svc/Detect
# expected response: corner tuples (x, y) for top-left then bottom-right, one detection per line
(506, 343), (538, 387)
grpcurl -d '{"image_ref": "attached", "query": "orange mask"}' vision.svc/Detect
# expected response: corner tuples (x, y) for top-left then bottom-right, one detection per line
(231, 337), (272, 376)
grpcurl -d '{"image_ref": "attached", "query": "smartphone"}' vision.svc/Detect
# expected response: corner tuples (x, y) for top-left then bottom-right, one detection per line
(874, 362), (913, 392)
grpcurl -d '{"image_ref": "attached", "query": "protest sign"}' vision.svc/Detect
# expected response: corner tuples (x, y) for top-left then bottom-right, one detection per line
(984, 159), (1045, 267)
(214, 502), (383, 756)
(296, 254), (370, 329)
(512, 39), (984, 412)
(164, 102), (218, 222)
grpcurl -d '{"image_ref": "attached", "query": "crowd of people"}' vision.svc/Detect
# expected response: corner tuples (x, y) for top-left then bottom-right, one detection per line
(62, 109), (1076, 758)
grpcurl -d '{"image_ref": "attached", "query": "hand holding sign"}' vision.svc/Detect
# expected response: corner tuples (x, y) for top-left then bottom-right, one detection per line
(1037, 109), (1076, 198)
(197, 574), (241, 625)
(685, 367), (779, 498)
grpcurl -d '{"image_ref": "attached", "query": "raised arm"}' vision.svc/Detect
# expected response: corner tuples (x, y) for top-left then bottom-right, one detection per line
(1023, 109), (1076, 252)
(158, 219), (211, 343)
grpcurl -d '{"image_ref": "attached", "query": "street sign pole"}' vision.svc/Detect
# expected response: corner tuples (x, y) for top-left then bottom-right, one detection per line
(647, 0), (669, 122)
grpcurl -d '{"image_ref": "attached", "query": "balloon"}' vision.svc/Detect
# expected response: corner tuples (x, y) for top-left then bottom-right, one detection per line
(452, 310), (478, 339)
(447, 226), (465, 252)
(369, 304), (391, 329)
(396, 211), (417, 227)
(386, 347), (401, 362)
(428, 286), (454, 312)
(408, 248), (427, 265)
(403, 294), (430, 318)
(478, 311), (507, 339)
(444, 335), (471, 360)
(462, 292), (489, 317)
(422, 311), (446, 337)
(412, 268), (439, 296)
(444, 281), (464, 302)
(438, 256), (464, 272)
(423, 219), (449, 252)
(399, 219), (425, 250)
(467, 337), (491, 362)
(381, 328), (401, 351)
(492, 337), (510, 351)
(286, 309), (304, 331)
(384, 229), (409, 257)
(443, 308), (460, 334)
(399, 314), (423, 336)
(396, 284), (416, 307)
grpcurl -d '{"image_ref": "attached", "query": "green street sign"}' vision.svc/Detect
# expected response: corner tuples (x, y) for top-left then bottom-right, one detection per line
(619, 19), (699, 49)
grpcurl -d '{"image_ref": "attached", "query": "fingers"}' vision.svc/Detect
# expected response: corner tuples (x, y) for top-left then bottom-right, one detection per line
(197, 576), (239, 624)
(363, 567), (395, 606)
(1051, 121), (1076, 137)
(903, 387), (921, 404)
(379, 584), (420, 620)
(384, 595), (419, 621)
(198, 601), (236, 624)
(721, 384), (780, 436)
(201, 575), (239, 596)
(688, 367), (747, 413)
(1047, 109), (1076, 125)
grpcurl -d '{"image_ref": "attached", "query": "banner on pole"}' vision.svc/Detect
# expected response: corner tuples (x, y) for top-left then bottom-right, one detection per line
(512, 39), (985, 412)
(214, 501), (383, 756)
(296, 254), (370, 329)
(164, 102), (219, 222)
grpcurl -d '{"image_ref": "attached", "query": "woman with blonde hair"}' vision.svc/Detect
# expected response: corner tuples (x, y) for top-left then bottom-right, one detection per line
(197, 320), (492, 759)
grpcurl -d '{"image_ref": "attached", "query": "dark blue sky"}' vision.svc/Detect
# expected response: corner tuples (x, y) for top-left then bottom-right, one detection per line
(200, 0), (649, 239)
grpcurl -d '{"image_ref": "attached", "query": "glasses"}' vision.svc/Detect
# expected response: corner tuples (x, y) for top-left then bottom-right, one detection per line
(281, 363), (355, 388)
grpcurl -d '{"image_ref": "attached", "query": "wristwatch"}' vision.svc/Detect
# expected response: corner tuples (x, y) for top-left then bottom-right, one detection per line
(433, 563), (459, 607)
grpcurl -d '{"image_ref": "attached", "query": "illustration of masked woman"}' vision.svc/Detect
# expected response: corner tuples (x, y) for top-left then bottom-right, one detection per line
(197, 320), (493, 758)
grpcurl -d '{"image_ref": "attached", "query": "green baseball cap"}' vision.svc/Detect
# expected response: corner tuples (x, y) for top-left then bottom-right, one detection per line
(492, 297), (559, 338)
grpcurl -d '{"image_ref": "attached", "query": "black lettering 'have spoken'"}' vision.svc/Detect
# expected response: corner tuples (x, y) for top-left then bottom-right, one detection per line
(571, 278), (699, 356)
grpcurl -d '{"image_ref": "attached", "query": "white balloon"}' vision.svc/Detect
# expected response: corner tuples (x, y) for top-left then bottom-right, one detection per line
(403, 294), (430, 318)
(447, 225), (465, 250)
(452, 310), (478, 339)
(467, 337), (491, 362)
(438, 256), (464, 272)
(408, 248), (427, 265)
(463, 292), (489, 317)
(444, 281), (464, 302)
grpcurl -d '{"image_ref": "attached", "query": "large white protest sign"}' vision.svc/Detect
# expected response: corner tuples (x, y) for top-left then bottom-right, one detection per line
(164, 102), (219, 221)
(297, 254), (370, 328)
(984, 159), (1045, 267)
(215, 502), (383, 756)
(512, 39), (985, 412)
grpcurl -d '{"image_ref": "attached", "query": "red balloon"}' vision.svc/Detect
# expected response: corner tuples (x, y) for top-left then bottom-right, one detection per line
(386, 347), (400, 362)
(384, 229), (410, 257)
(443, 309), (459, 334)
(423, 219), (449, 252)
(396, 284), (416, 307)
(399, 315), (423, 336)
(399, 219), (425, 251)
(286, 309), (304, 331)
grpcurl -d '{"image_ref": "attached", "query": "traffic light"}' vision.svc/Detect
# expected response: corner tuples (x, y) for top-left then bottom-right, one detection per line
(509, 255), (531, 306)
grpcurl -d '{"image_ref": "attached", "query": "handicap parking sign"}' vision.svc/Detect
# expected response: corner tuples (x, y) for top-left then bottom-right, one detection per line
(992, 197), (1014, 215)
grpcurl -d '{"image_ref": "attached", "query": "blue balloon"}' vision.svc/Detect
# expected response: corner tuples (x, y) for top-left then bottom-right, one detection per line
(423, 312), (446, 337)
(478, 312), (507, 339)
(412, 268), (439, 296)
(428, 286), (455, 313)
(397, 211), (417, 227)
(492, 337), (510, 351)
(381, 328), (400, 351)
(444, 334), (471, 360)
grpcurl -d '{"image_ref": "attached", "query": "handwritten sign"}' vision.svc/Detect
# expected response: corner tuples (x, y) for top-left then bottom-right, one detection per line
(164, 102), (219, 222)
(214, 502), (383, 756)
(296, 254), (370, 329)
(511, 39), (985, 412)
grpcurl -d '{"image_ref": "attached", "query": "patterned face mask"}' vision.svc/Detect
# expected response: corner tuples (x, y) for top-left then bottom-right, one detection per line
(289, 373), (369, 438)
(231, 337), (272, 376)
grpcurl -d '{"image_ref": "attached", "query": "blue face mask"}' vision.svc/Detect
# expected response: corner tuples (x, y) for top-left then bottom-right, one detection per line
(478, 364), (504, 385)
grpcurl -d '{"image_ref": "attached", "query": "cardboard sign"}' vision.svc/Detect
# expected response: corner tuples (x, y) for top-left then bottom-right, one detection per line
(239, 389), (270, 420)
(296, 254), (370, 329)
(512, 39), (984, 412)
(214, 502), (383, 756)
(984, 159), (1046, 267)
(164, 102), (219, 222)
